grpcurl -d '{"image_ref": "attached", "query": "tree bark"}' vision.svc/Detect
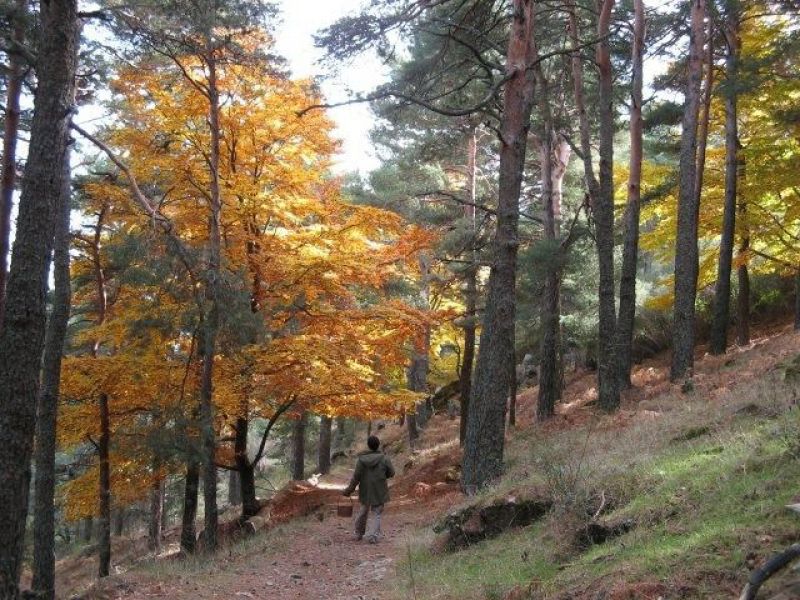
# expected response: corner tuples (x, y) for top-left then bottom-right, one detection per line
(81, 518), (93, 543)
(710, 4), (741, 356)
(508, 345), (517, 426)
(567, 0), (619, 409)
(98, 393), (111, 578)
(317, 415), (332, 475)
(462, 0), (538, 491)
(737, 205), (750, 346)
(671, 0), (707, 381)
(291, 412), (307, 481)
(459, 126), (479, 445)
(228, 468), (242, 506)
(595, 0), (620, 411)
(0, 1), (79, 592)
(180, 460), (200, 554)
(148, 470), (163, 553)
(795, 271), (800, 331)
(617, 0), (645, 387)
(160, 481), (168, 532)
(197, 46), (223, 554)
(534, 66), (565, 420)
(234, 416), (259, 518)
(0, 0), (26, 332)
(31, 145), (73, 600)
(113, 510), (125, 537)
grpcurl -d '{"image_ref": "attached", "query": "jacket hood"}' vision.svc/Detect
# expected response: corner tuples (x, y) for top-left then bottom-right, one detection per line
(358, 451), (384, 468)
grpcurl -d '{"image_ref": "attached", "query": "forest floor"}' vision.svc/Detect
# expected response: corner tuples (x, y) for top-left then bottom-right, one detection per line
(55, 318), (800, 599)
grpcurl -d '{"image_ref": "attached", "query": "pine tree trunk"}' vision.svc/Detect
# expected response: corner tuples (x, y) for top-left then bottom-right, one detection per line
(671, 0), (707, 381)
(737, 198), (750, 346)
(291, 412), (307, 481)
(0, 0), (26, 332)
(459, 127), (478, 445)
(332, 417), (347, 452)
(710, 5), (740, 355)
(31, 145), (72, 600)
(617, 0), (645, 387)
(148, 472), (163, 553)
(794, 272), (800, 331)
(317, 415), (332, 475)
(508, 345), (517, 426)
(180, 460), (200, 554)
(534, 69), (563, 420)
(160, 482), (168, 532)
(197, 49), (223, 554)
(462, 0), (538, 491)
(228, 466), (242, 506)
(98, 393), (111, 578)
(595, 0), (620, 411)
(234, 416), (259, 518)
(113, 510), (125, 537)
(81, 518), (93, 543)
(239, 461), (257, 517)
(0, 1), (79, 592)
(567, 0), (619, 409)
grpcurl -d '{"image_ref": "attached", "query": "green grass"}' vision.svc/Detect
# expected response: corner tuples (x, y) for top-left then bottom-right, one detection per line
(389, 371), (800, 599)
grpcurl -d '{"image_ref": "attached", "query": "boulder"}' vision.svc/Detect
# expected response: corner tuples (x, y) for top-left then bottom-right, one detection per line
(434, 495), (552, 551)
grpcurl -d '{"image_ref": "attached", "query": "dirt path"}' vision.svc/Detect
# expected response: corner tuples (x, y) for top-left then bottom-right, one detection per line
(87, 483), (459, 600)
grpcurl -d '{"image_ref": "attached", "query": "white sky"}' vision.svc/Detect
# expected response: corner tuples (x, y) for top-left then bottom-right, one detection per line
(274, 0), (386, 174)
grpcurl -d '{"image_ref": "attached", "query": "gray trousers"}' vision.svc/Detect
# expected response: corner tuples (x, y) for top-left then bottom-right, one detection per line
(354, 503), (384, 541)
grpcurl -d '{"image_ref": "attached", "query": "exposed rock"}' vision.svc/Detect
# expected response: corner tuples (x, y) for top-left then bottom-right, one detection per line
(434, 495), (552, 551)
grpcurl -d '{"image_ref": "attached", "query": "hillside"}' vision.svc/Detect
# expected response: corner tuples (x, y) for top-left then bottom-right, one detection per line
(58, 322), (800, 600)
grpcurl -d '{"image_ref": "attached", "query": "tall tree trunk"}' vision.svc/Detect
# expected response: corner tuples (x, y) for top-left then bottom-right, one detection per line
(0, 0), (26, 332)
(736, 174), (750, 346)
(462, 0), (538, 491)
(197, 49), (223, 554)
(534, 65), (563, 420)
(234, 417), (259, 518)
(409, 254), (431, 444)
(228, 468), (242, 506)
(81, 518), (93, 543)
(671, 0), (707, 381)
(332, 417), (348, 452)
(148, 470), (163, 553)
(595, 0), (620, 411)
(617, 0), (645, 387)
(180, 460), (200, 554)
(459, 127), (478, 445)
(87, 205), (110, 579)
(567, 0), (619, 409)
(160, 481), (168, 532)
(31, 146), (73, 600)
(98, 393), (111, 578)
(710, 6), (740, 355)
(794, 271), (800, 331)
(113, 510), (125, 537)
(238, 461), (257, 517)
(317, 415), (332, 475)
(291, 412), (307, 481)
(508, 345), (517, 426)
(0, 1), (79, 591)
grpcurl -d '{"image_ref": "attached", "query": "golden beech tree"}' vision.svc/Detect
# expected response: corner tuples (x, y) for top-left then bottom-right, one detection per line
(60, 31), (434, 527)
(639, 12), (800, 319)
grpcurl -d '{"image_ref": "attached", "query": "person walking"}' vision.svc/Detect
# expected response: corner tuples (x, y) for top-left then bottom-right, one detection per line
(342, 435), (395, 543)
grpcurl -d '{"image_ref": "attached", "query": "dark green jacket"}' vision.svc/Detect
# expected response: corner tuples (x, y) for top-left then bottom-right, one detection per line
(343, 450), (395, 506)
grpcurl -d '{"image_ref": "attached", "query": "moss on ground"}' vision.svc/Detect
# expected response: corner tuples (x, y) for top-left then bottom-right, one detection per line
(389, 370), (800, 599)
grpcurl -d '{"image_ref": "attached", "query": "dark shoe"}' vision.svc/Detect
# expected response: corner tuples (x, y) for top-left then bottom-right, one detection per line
(351, 534), (363, 542)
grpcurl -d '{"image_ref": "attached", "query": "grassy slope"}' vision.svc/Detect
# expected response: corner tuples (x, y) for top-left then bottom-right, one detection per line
(390, 327), (800, 600)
